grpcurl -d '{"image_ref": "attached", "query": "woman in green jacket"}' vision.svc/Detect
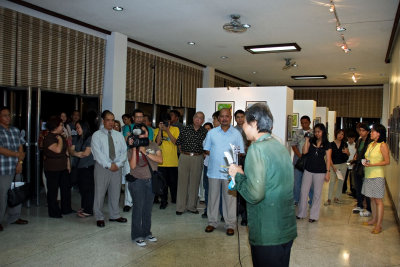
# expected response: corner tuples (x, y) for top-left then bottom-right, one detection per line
(229, 103), (297, 267)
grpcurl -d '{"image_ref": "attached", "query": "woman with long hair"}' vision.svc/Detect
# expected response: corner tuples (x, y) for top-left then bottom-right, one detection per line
(361, 124), (390, 234)
(70, 121), (95, 218)
(297, 123), (332, 222)
(324, 129), (349, 205)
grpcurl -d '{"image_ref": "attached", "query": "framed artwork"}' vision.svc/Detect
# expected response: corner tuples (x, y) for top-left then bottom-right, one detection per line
(287, 115), (293, 141)
(314, 117), (321, 126)
(246, 101), (267, 109)
(292, 113), (299, 128)
(215, 101), (235, 124)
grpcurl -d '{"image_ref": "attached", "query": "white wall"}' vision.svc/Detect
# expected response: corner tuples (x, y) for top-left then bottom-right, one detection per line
(196, 86), (293, 150)
(328, 111), (337, 142)
(316, 107), (329, 126)
(293, 100), (316, 129)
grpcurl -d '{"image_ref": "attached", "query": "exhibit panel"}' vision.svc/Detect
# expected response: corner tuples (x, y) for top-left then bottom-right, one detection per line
(328, 110), (337, 142)
(316, 106), (329, 127)
(196, 86), (293, 151)
(293, 100), (317, 128)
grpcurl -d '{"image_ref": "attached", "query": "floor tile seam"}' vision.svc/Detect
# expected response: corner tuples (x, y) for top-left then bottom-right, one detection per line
(121, 240), (175, 267)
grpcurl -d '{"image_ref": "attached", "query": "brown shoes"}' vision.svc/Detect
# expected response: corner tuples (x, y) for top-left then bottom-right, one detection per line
(205, 225), (215, 233)
(226, 228), (234, 236)
(11, 218), (28, 225)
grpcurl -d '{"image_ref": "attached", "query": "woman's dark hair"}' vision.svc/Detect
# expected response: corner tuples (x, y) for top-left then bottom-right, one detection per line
(245, 103), (273, 133)
(372, 124), (386, 143)
(75, 120), (91, 140)
(311, 123), (329, 146)
(46, 116), (62, 131)
(212, 110), (220, 119)
(204, 122), (213, 129)
(334, 129), (345, 140)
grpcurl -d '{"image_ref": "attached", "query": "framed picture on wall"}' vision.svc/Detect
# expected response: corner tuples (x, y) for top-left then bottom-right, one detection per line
(215, 101), (235, 124)
(314, 117), (321, 126)
(292, 113), (299, 128)
(287, 115), (293, 141)
(246, 101), (267, 109)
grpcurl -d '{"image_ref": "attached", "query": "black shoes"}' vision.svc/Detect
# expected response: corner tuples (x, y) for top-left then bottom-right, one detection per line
(189, 210), (199, 214)
(176, 211), (183, 215)
(97, 220), (105, 227)
(123, 206), (131, 212)
(241, 219), (247, 226)
(109, 217), (128, 223)
(201, 212), (207, 219)
(160, 203), (168, 209)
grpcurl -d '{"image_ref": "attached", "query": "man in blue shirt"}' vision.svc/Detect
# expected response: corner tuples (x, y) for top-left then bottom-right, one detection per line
(0, 106), (28, 231)
(203, 108), (244, 236)
(91, 110), (127, 227)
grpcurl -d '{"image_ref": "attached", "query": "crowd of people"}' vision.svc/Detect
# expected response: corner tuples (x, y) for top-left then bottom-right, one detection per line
(0, 104), (391, 266)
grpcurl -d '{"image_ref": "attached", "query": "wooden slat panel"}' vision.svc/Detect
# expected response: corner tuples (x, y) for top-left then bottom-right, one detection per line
(214, 75), (224, 87)
(126, 48), (154, 103)
(85, 35), (105, 95)
(0, 8), (17, 87)
(154, 57), (181, 106)
(181, 65), (202, 108)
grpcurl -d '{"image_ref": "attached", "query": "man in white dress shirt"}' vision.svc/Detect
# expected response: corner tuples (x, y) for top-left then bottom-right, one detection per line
(91, 110), (127, 227)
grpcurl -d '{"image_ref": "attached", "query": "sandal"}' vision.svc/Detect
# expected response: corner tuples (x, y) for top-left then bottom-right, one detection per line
(77, 211), (86, 218)
(371, 228), (382, 234)
(333, 198), (343, 204)
(362, 222), (376, 226)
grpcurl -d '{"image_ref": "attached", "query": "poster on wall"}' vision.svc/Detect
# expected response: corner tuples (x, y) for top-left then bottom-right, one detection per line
(246, 101), (267, 109)
(215, 101), (235, 124)
(292, 113), (299, 128)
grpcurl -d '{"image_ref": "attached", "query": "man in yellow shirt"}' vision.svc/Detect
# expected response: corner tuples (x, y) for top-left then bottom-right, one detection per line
(154, 113), (180, 209)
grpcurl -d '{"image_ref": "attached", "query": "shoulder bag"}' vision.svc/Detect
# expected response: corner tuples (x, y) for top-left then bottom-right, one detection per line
(8, 175), (30, 207)
(295, 153), (308, 171)
(144, 155), (166, 195)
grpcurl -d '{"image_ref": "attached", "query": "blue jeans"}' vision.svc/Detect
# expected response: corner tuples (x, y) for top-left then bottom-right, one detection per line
(128, 178), (154, 241)
(294, 168), (314, 205)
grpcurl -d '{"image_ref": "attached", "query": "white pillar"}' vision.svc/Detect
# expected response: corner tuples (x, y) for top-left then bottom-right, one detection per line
(102, 32), (127, 122)
(202, 66), (215, 88)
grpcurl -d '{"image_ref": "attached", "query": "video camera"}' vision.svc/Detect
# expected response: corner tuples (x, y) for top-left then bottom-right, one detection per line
(127, 124), (149, 148)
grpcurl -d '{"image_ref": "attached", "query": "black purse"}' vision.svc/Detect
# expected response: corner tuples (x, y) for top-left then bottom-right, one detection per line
(8, 175), (30, 208)
(145, 155), (166, 195)
(125, 173), (137, 183)
(295, 154), (308, 171)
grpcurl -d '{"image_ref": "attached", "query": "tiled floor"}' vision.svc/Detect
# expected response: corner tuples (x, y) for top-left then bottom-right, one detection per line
(0, 183), (399, 267)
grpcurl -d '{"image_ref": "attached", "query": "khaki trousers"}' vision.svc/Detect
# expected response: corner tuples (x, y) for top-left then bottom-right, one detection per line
(176, 154), (204, 212)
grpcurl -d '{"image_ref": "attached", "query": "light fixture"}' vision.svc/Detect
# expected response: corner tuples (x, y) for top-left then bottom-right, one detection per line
(329, 0), (335, 12)
(352, 73), (357, 83)
(244, 43), (301, 54)
(220, 56), (228, 59)
(252, 71), (257, 74)
(113, 6), (123, 11)
(187, 41), (196, 45)
(336, 25), (346, 32)
(291, 75), (327, 80)
(340, 34), (351, 53)
(223, 14), (251, 33)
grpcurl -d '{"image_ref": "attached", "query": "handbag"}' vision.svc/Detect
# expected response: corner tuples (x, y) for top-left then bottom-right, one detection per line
(295, 154), (308, 171)
(125, 173), (137, 183)
(8, 175), (30, 208)
(144, 155), (166, 195)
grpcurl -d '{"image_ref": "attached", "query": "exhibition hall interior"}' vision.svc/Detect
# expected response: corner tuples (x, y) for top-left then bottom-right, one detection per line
(0, 0), (400, 266)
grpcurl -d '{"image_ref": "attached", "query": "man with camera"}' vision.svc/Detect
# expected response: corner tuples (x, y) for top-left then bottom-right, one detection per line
(175, 112), (207, 215)
(291, 115), (313, 206)
(91, 110), (127, 227)
(154, 113), (180, 209)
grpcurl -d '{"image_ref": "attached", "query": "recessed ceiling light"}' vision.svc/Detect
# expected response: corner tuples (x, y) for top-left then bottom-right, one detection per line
(291, 75), (327, 80)
(349, 67), (356, 71)
(252, 71), (257, 74)
(220, 56), (228, 59)
(244, 43), (301, 54)
(187, 41), (196, 45)
(113, 6), (123, 11)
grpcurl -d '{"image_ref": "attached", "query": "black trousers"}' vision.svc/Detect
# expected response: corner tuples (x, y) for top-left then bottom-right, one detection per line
(251, 240), (293, 267)
(354, 170), (371, 211)
(158, 167), (178, 204)
(342, 169), (356, 195)
(78, 165), (95, 214)
(45, 170), (72, 217)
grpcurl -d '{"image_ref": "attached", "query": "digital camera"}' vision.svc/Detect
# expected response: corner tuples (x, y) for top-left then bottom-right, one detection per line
(127, 125), (149, 148)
